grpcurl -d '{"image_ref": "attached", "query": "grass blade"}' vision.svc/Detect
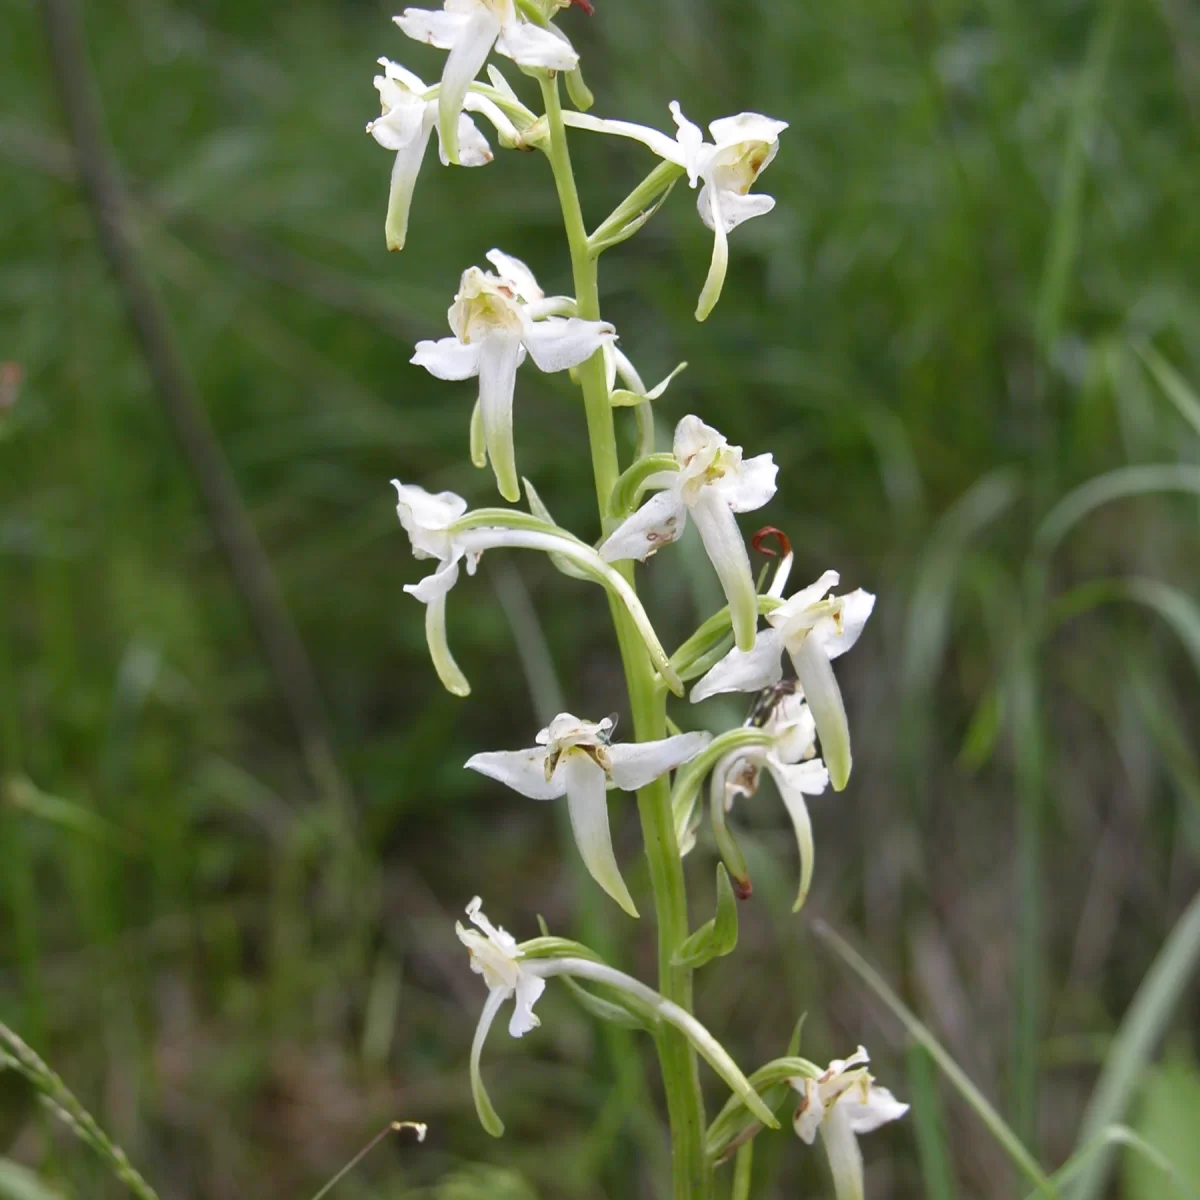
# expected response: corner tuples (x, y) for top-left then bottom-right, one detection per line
(1136, 342), (1200, 439)
(906, 1042), (957, 1200)
(1064, 889), (1200, 1200)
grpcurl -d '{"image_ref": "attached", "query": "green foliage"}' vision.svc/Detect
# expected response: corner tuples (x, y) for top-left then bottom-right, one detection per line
(1125, 1059), (1200, 1199)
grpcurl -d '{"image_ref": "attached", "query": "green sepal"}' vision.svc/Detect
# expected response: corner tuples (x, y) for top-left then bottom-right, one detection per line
(705, 1048), (821, 1164)
(609, 453), (678, 517)
(671, 864), (738, 969)
(587, 161), (685, 258)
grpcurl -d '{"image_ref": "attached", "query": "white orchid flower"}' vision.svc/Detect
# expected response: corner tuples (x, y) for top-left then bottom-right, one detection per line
(394, 481), (480, 697)
(711, 691), (829, 911)
(459, 897), (779, 1138)
(466, 713), (710, 916)
(564, 102), (786, 320)
(790, 1048), (909, 1200)
(600, 415), (777, 653)
(367, 60), (512, 252)
(395, 0), (578, 165)
(412, 251), (615, 502)
(691, 570), (875, 792)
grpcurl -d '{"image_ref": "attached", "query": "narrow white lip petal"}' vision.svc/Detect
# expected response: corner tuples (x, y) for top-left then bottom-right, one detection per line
(383, 118), (435, 252)
(485, 249), (544, 302)
(767, 757), (829, 911)
(477, 332), (524, 502)
(689, 627), (784, 703)
(419, 588), (470, 696)
(521, 317), (615, 374)
(811, 588), (876, 661)
(508, 971), (546, 1038)
(562, 752), (639, 917)
(494, 19), (579, 70)
(465, 748), (566, 800)
(438, 8), (501, 165)
(791, 635), (852, 791)
(768, 550), (794, 599)
(598, 487), (688, 562)
(821, 1103), (867, 1200)
(394, 7), (470, 50)
(721, 451), (778, 513)
(841, 1085), (910, 1135)
(690, 486), (757, 651)
(707, 112), (789, 148)
(469, 985), (509, 1137)
(719, 189), (776, 233)
(695, 189), (730, 322)
(442, 112), (493, 167)
(411, 335), (483, 380)
(607, 731), (712, 792)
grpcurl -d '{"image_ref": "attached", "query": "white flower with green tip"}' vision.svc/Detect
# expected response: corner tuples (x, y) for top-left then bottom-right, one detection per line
(713, 691), (829, 911)
(691, 570), (875, 791)
(600, 415), (776, 652)
(790, 1048), (908, 1200)
(368, 60), (511, 252)
(466, 713), (710, 916)
(412, 251), (615, 501)
(394, 0), (577, 165)
(564, 101), (786, 319)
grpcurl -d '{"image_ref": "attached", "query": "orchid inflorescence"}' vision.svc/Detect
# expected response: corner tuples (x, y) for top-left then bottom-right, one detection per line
(369, 2), (905, 1194)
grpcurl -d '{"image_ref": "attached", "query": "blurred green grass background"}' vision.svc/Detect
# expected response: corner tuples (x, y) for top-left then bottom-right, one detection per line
(3, 0), (1200, 1195)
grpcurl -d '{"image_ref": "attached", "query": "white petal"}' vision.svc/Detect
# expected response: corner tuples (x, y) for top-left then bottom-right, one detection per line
(465, 748), (565, 800)
(668, 101), (706, 185)
(508, 971), (546, 1038)
(821, 1103), (866, 1200)
(412, 335), (482, 381)
(485, 249), (544, 303)
(368, 89), (426, 151)
(562, 753), (638, 917)
(767, 550), (794, 599)
(690, 486), (758, 652)
(608, 731), (711, 792)
(841, 1086), (909, 1135)
(383, 119), (435, 252)
(721, 452), (777, 513)
(438, 8), (501, 165)
(469, 985), (509, 1136)
(811, 589), (876, 661)
(561, 110), (686, 165)
(438, 112), (493, 167)
(689, 627), (784, 703)
(790, 636), (852, 792)
(768, 756), (828, 912)
(695, 190), (730, 322)
(707, 112), (789, 149)
(420, 586), (470, 696)
(477, 332), (524, 502)
(463, 92), (519, 144)
(598, 487), (688, 562)
(495, 19), (579, 70)
(394, 7), (470, 49)
(522, 317), (615, 374)
(719, 189), (776, 233)
(378, 57), (428, 93)
(771, 694), (817, 763)
(404, 556), (460, 604)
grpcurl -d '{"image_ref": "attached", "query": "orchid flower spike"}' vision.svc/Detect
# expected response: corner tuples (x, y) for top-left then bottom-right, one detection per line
(691, 570), (875, 791)
(600, 415), (777, 652)
(394, 0), (578, 165)
(564, 102), (786, 319)
(466, 713), (710, 915)
(367, 60), (511, 252)
(412, 251), (615, 501)
(790, 1048), (909, 1200)
(713, 690), (829, 911)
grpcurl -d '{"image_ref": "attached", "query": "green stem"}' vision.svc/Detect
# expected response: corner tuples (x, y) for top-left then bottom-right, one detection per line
(540, 72), (711, 1200)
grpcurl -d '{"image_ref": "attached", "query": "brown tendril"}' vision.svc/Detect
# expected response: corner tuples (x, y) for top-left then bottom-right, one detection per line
(751, 526), (791, 560)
